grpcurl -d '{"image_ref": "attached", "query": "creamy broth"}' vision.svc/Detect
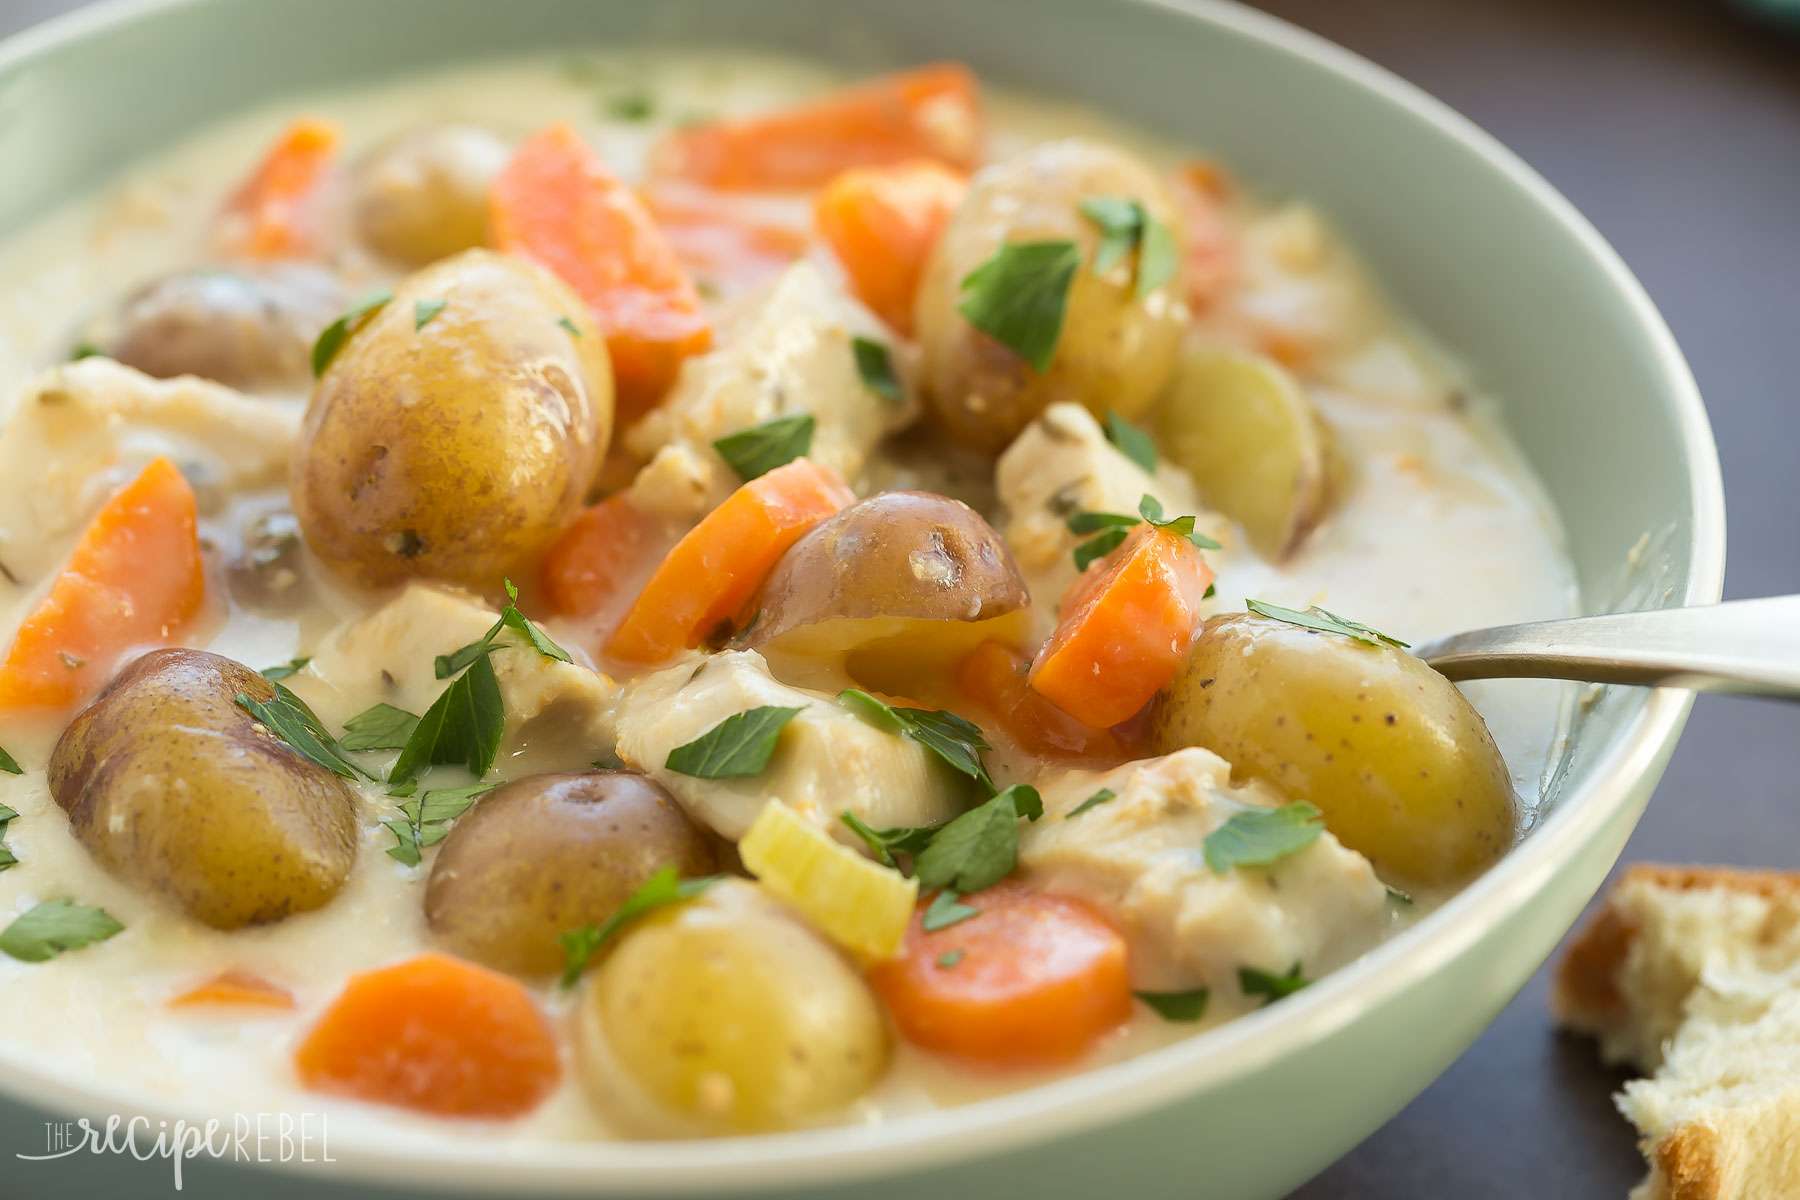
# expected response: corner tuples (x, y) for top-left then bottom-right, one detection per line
(0, 50), (1573, 1141)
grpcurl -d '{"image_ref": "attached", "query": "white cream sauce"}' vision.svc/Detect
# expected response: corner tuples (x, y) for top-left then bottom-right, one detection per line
(0, 50), (1575, 1139)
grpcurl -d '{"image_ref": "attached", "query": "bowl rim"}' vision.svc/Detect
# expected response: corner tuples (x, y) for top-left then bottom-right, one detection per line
(0, 0), (1727, 1191)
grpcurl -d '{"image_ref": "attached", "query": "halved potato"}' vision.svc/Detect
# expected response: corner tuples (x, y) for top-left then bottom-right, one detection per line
(1156, 348), (1341, 561)
(745, 490), (1030, 693)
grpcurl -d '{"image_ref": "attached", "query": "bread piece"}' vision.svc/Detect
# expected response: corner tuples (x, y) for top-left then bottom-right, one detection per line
(1554, 864), (1800, 1200)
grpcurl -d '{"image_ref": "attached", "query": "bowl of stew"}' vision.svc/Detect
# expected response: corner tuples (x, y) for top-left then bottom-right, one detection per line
(0, 0), (1723, 1198)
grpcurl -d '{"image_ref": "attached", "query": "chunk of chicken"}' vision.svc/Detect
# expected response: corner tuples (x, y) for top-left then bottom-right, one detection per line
(995, 402), (1227, 619)
(288, 584), (619, 769)
(613, 648), (965, 844)
(0, 358), (297, 582)
(624, 262), (917, 517)
(1020, 748), (1388, 996)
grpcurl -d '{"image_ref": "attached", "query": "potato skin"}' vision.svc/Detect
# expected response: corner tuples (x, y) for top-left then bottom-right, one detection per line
(47, 648), (359, 930)
(575, 879), (888, 1136)
(1148, 614), (1516, 887)
(915, 139), (1187, 454)
(425, 771), (715, 977)
(292, 248), (613, 590)
(355, 124), (510, 266)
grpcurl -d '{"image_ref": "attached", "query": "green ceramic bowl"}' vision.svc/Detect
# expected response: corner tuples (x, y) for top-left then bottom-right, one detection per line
(0, 1), (1724, 1197)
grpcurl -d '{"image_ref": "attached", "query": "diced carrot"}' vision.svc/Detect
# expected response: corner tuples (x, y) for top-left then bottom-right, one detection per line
(170, 968), (295, 1010)
(814, 159), (966, 333)
(1170, 159), (1239, 311)
(605, 458), (854, 664)
(1028, 525), (1214, 729)
(644, 182), (812, 299)
(869, 881), (1131, 1067)
(540, 493), (665, 618)
(0, 457), (204, 712)
(651, 63), (982, 191)
(294, 953), (559, 1119)
(955, 640), (1124, 761)
(218, 117), (341, 260)
(491, 123), (712, 418)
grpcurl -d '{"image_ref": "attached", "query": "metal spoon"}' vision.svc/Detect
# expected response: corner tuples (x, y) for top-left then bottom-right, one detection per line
(1412, 595), (1800, 699)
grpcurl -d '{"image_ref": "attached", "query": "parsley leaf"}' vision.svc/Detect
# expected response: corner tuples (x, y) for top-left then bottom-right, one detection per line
(956, 240), (1081, 372)
(1202, 801), (1326, 874)
(236, 691), (367, 780)
(839, 689), (993, 791)
(556, 315), (582, 337)
(605, 90), (655, 120)
(0, 899), (123, 962)
(339, 703), (421, 753)
(1104, 410), (1157, 472)
(1137, 493), (1222, 550)
(435, 578), (571, 678)
(383, 783), (497, 866)
(1066, 788), (1116, 819)
(1240, 962), (1310, 1005)
(389, 650), (504, 783)
(0, 804), (19, 870)
(1072, 526), (1131, 572)
(1245, 600), (1410, 648)
(1079, 195), (1177, 299)
(665, 706), (805, 779)
(936, 949), (965, 968)
(1136, 988), (1210, 1021)
(311, 289), (392, 377)
(922, 889), (980, 932)
(913, 784), (1041, 895)
(1136, 209), (1177, 299)
(712, 414), (815, 482)
(558, 866), (721, 986)
(852, 336), (902, 403)
(259, 657), (311, 681)
(413, 298), (448, 331)
(839, 810), (939, 868)
(70, 340), (103, 361)
(0, 745), (20, 776)
(1067, 493), (1219, 571)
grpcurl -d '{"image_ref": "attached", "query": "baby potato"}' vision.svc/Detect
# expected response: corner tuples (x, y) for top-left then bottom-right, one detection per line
(575, 879), (888, 1136)
(354, 124), (510, 266)
(746, 490), (1030, 689)
(1148, 613), (1516, 887)
(914, 139), (1187, 453)
(292, 249), (613, 590)
(1156, 349), (1343, 561)
(47, 648), (359, 930)
(425, 771), (715, 977)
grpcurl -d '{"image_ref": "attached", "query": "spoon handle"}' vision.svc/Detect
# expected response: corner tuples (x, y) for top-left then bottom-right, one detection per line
(1412, 595), (1800, 698)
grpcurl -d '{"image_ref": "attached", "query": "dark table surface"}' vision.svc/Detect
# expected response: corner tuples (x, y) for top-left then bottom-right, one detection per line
(4, 0), (1798, 1196)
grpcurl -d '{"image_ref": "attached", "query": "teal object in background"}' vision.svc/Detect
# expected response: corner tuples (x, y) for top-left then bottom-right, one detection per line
(0, 1), (1725, 1197)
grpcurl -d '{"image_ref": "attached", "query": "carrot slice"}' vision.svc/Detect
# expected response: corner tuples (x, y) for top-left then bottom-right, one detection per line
(814, 159), (966, 333)
(491, 123), (711, 417)
(955, 640), (1125, 761)
(540, 493), (666, 618)
(218, 117), (341, 260)
(1170, 159), (1239, 312)
(651, 63), (982, 191)
(294, 953), (559, 1119)
(1028, 525), (1214, 729)
(605, 458), (854, 664)
(170, 968), (295, 1010)
(645, 183), (812, 298)
(869, 881), (1131, 1067)
(0, 457), (205, 712)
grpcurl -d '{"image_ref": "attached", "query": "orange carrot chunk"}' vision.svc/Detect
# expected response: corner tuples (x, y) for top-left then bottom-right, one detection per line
(1170, 159), (1239, 312)
(539, 493), (666, 619)
(491, 123), (711, 417)
(605, 458), (855, 665)
(814, 159), (966, 333)
(955, 640), (1125, 761)
(651, 63), (982, 191)
(218, 117), (341, 260)
(0, 457), (205, 712)
(1028, 525), (1214, 729)
(294, 953), (559, 1119)
(170, 969), (295, 1011)
(869, 881), (1132, 1067)
(645, 182), (812, 298)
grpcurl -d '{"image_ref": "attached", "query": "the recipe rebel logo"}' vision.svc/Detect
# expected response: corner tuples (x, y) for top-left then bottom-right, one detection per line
(17, 1111), (333, 1190)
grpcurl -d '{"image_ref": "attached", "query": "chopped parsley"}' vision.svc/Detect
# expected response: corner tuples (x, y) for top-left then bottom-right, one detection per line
(1079, 194), (1177, 298)
(1103, 410), (1158, 472)
(236, 689), (369, 781)
(1202, 801), (1326, 875)
(851, 336), (903, 403)
(1240, 963), (1310, 1005)
(956, 239), (1081, 372)
(1068, 492), (1220, 571)
(413, 298), (448, 330)
(712, 414), (816, 482)
(0, 804), (18, 871)
(912, 784), (1042, 895)
(839, 810), (939, 869)
(0, 899), (122, 962)
(70, 340), (103, 361)
(558, 866), (721, 986)
(339, 703), (421, 753)
(556, 315), (582, 337)
(259, 657), (311, 681)
(936, 949), (965, 969)
(664, 706), (805, 779)
(0, 744), (20, 776)
(435, 578), (572, 678)
(839, 689), (994, 791)
(922, 889), (981, 932)
(383, 783), (497, 866)
(311, 289), (392, 377)
(389, 650), (504, 784)
(1135, 988), (1210, 1022)
(604, 90), (655, 121)
(1245, 600), (1410, 649)
(1066, 788), (1116, 819)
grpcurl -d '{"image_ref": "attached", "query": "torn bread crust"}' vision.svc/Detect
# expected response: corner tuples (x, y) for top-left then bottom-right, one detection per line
(1554, 864), (1800, 1200)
